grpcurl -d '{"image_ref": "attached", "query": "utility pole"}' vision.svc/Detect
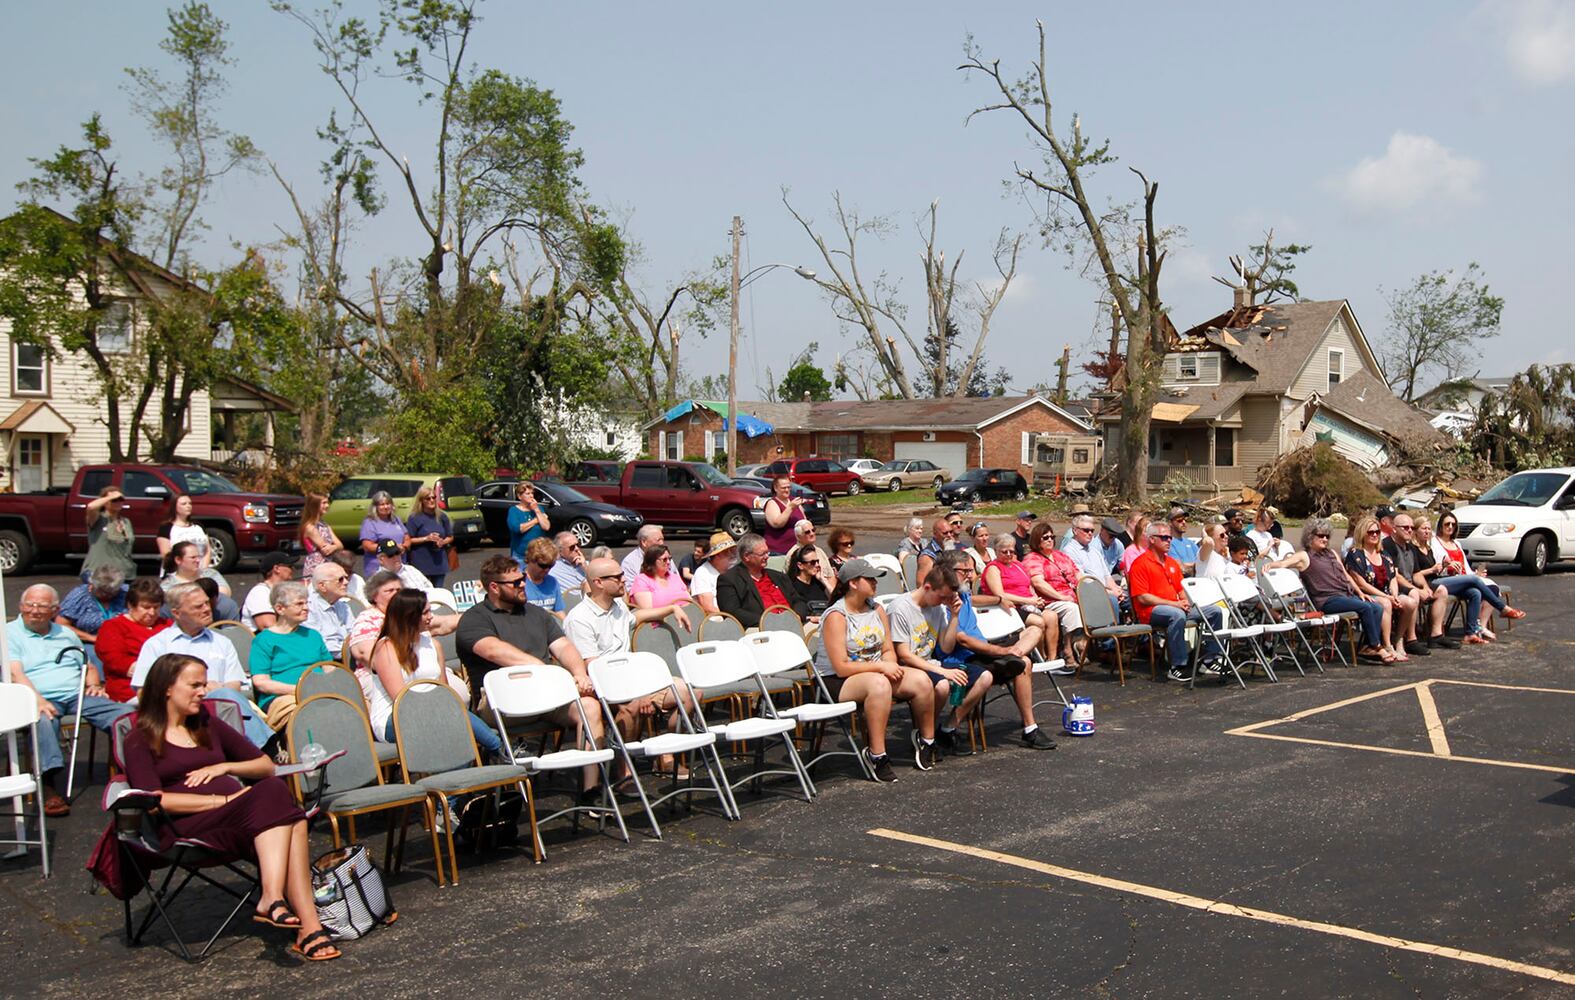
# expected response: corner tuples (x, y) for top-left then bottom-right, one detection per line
(727, 215), (742, 476)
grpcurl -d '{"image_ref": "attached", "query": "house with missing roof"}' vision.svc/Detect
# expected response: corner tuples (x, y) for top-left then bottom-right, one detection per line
(643, 396), (1092, 480)
(1096, 294), (1445, 495)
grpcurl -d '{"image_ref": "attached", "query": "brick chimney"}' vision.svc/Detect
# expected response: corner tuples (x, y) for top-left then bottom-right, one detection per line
(1233, 284), (1252, 310)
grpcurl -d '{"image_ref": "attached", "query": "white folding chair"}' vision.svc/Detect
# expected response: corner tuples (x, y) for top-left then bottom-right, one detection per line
(1179, 578), (1263, 690)
(1219, 574), (1300, 677)
(975, 605), (1071, 715)
(739, 631), (871, 782)
(563, 588), (585, 612)
(0, 684), (50, 877)
(484, 665), (625, 858)
(1260, 568), (1343, 670)
(426, 587), (458, 612)
(873, 594), (903, 614)
(587, 652), (734, 838)
(864, 554), (904, 596)
(676, 641), (814, 814)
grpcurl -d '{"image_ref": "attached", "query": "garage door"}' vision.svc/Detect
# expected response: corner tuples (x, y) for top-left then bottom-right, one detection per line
(893, 441), (969, 474)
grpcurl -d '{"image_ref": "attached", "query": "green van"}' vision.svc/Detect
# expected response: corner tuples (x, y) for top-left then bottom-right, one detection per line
(325, 473), (485, 550)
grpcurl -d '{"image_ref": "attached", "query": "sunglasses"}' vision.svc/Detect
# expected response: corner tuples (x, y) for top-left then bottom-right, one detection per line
(802, 559), (821, 567)
(1365, 529), (1380, 536)
(497, 577), (526, 587)
(594, 573), (623, 582)
(836, 540), (854, 548)
(1313, 532), (1331, 539)
(1151, 533), (1173, 540)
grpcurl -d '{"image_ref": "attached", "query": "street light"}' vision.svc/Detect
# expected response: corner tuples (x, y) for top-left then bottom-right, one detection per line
(727, 214), (815, 476)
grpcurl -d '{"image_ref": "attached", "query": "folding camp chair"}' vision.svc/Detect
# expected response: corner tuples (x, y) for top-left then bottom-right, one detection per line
(1179, 578), (1262, 689)
(102, 703), (333, 960)
(739, 631), (870, 782)
(697, 612), (746, 642)
(484, 665), (626, 860)
(0, 685), (50, 877)
(1260, 569), (1346, 669)
(392, 681), (531, 886)
(1220, 574), (1302, 677)
(1074, 576), (1153, 685)
(297, 663), (400, 776)
(287, 694), (439, 881)
(676, 641), (813, 814)
(587, 652), (733, 838)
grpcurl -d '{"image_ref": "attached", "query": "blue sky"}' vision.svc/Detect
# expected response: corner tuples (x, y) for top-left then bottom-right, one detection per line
(4, 1), (1572, 400)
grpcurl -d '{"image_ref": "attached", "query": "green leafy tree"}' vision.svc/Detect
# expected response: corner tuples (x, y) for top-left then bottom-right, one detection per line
(921, 319), (1009, 397)
(1380, 263), (1505, 402)
(779, 360), (834, 401)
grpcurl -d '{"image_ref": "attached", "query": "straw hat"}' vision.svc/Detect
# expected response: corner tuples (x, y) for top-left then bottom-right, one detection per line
(704, 531), (738, 559)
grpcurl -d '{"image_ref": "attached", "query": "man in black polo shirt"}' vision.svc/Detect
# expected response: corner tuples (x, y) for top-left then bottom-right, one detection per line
(457, 555), (605, 794)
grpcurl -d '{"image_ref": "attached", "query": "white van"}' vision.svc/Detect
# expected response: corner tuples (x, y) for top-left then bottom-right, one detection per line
(1448, 467), (1575, 575)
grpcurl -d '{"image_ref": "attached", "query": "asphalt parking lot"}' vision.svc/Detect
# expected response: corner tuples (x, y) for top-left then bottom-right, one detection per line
(2, 519), (1573, 997)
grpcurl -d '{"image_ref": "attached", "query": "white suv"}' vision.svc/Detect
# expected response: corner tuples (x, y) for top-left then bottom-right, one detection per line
(1448, 467), (1575, 575)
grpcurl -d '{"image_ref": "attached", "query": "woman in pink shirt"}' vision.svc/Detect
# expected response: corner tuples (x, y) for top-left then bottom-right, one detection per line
(1117, 514), (1150, 575)
(983, 532), (1057, 660)
(629, 545), (693, 632)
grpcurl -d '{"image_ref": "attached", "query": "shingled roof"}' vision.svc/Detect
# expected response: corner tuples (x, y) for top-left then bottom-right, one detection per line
(1181, 300), (1358, 395)
(647, 396), (1091, 433)
(1312, 369), (1447, 452)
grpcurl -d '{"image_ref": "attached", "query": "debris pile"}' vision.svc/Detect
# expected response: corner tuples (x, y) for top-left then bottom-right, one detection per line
(1255, 443), (1385, 517)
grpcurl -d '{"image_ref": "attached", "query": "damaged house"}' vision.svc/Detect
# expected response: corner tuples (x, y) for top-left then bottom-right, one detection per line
(1097, 294), (1444, 496)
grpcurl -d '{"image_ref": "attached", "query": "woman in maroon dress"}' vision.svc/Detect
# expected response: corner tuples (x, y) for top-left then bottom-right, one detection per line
(121, 653), (341, 962)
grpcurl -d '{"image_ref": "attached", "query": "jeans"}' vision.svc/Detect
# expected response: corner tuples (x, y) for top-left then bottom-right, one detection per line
(1147, 604), (1224, 667)
(35, 694), (136, 774)
(1434, 575), (1504, 631)
(384, 711), (502, 757)
(204, 688), (276, 749)
(1320, 595), (1383, 648)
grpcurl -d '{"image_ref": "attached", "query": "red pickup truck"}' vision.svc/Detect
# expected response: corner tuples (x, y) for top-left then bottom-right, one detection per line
(563, 460), (764, 539)
(0, 464), (305, 574)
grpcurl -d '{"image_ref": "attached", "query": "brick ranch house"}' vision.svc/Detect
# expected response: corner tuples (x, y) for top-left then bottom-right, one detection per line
(643, 396), (1092, 479)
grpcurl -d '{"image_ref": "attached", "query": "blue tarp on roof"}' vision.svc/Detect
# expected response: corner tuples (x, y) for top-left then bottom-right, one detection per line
(661, 400), (775, 438)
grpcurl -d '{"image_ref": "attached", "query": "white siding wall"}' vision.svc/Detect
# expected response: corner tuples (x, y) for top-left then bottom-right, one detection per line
(1160, 351), (1223, 387)
(1289, 314), (1367, 400)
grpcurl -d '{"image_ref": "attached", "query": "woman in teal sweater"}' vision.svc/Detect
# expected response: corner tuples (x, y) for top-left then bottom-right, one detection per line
(249, 580), (332, 733)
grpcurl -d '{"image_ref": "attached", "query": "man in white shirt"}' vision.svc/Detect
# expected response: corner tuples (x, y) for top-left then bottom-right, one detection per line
(373, 537), (434, 591)
(306, 562), (354, 657)
(131, 582), (272, 747)
(241, 551), (299, 631)
(562, 557), (695, 749)
(688, 532), (736, 615)
(620, 524), (665, 588)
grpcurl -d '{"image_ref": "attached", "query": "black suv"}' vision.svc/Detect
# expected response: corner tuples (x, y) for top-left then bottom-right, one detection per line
(936, 468), (1030, 505)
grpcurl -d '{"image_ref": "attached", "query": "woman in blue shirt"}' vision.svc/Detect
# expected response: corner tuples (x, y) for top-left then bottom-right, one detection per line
(507, 482), (550, 571)
(404, 486), (455, 588)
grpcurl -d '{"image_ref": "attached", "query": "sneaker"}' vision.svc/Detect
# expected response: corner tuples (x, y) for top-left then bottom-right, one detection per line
(915, 740), (940, 771)
(1199, 658), (1225, 676)
(864, 750), (898, 783)
(937, 728), (973, 757)
(1166, 666), (1191, 682)
(1021, 727), (1058, 750)
(1044, 662), (1076, 676)
(1428, 634), (1461, 650)
(1403, 640), (1432, 657)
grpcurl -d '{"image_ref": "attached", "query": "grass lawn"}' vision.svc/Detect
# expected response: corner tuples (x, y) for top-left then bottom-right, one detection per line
(830, 487), (940, 509)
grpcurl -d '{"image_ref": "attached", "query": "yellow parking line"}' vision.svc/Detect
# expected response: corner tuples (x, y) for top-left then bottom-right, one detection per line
(1223, 681), (1422, 736)
(1414, 681), (1452, 757)
(1431, 678), (1575, 696)
(867, 828), (1575, 988)
(1230, 731), (1574, 774)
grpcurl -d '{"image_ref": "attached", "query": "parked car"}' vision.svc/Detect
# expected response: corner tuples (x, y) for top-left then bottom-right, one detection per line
(843, 459), (883, 478)
(861, 458), (951, 492)
(0, 464), (303, 574)
(556, 460), (623, 484)
(936, 468), (1031, 505)
(761, 457), (863, 496)
(325, 474), (485, 551)
(1447, 467), (1575, 575)
(476, 479), (644, 547)
(734, 463), (772, 478)
(729, 477), (832, 530)
(564, 460), (768, 538)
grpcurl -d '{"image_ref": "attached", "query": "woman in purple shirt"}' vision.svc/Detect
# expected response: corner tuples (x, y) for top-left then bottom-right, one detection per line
(358, 490), (408, 576)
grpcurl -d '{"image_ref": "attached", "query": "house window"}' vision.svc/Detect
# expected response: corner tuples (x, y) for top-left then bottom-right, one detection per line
(96, 301), (132, 353)
(604, 430), (616, 447)
(1215, 428), (1236, 467)
(1072, 447), (1090, 464)
(1328, 349), (1344, 389)
(816, 432), (858, 458)
(663, 431), (681, 461)
(12, 343), (47, 396)
(1178, 355), (1199, 380)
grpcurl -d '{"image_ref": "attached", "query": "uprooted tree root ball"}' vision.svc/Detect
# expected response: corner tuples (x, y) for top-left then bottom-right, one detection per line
(1256, 442), (1386, 517)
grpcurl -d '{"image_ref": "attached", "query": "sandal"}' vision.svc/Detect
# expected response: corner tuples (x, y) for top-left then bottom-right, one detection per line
(291, 928), (342, 962)
(1462, 633), (1490, 645)
(254, 899), (301, 929)
(1503, 607), (1527, 620)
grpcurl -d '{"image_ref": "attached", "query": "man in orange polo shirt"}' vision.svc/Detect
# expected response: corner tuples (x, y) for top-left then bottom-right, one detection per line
(1128, 521), (1226, 682)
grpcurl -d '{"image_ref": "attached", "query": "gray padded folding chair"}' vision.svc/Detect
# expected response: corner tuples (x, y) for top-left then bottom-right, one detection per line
(296, 663), (401, 776)
(287, 694), (439, 882)
(391, 681), (531, 886)
(213, 624), (253, 669)
(632, 621), (684, 672)
(758, 605), (803, 634)
(697, 612), (746, 642)
(1074, 576), (1154, 685)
